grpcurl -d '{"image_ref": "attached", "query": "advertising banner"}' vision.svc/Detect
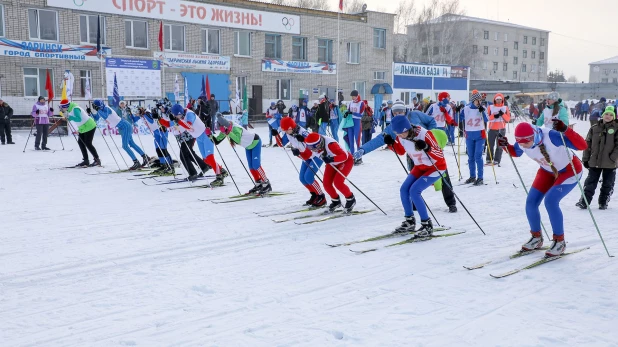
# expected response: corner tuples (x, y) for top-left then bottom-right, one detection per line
(0, 38), (110, 61)
(154, 52), (230, 71)
(262, 59), (336, 75)
(394, 63), (452, 78)
(105, 58), (161, 97)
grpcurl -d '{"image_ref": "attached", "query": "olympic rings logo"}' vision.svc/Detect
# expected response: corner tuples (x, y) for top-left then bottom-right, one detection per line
(73, 0), (85, 6)
(281, 17), (295, 31)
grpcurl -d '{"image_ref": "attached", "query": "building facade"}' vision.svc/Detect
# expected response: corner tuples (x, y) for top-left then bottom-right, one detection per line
(401, 14), (549, 82)
(589, 56), (618, 84)
(0, 0), (394, 115)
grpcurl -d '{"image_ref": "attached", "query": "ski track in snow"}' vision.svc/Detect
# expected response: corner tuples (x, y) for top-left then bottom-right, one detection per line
(1, 122), (617, 346)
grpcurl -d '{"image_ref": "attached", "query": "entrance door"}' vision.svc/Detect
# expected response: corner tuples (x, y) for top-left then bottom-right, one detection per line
(251, 85), (263, 115)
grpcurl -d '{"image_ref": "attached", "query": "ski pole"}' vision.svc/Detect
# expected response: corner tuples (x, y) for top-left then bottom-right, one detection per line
(229, 140), (255, 184)
(558, 131), (613, 257)
(498, 134), (551, 241)
(22, 119), (35, 153)
(449, 141), (462, 180)
(212, 139), (242, 194)
(457, 130), (462, 181)
(96, 126), (122, 170)
(54, 117), (65, 150)
(393, 151), (442, 227)
(423, 151), (486, 235)
(484, 129), (499, 184)
(105, 127), (130, 169)
(324, 158), (388, 216)
(275, 133), (300, 174)
(131, 115), (150, 167)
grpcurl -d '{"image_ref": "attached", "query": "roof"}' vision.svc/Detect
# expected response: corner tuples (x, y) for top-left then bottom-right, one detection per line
(410, 14), (550, 33)
(589, 56), (618, 65)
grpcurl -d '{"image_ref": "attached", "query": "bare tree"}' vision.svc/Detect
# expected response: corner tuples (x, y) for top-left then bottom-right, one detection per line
(293, 0), (331, 10)
(393, 0), (416, 62)
(344, 0), (365, 13)
(270, 0), (287, 5)
(567, 75), (578, 83)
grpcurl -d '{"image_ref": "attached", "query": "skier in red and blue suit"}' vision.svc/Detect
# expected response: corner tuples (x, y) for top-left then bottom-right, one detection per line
(346, 90), (365, 161)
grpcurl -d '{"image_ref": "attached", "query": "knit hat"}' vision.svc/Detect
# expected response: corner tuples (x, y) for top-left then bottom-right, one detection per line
(547, 91), (560, 101)
(438, 92), (450, 102)
(305, 133), (324, 150)
(59, 99), (70, 108)
(470, 91), (482, 102)
(391, 115), (412, 134)
(391, 100), (407, 114)
(387, 100), (393, 105)
(38, 96), (45, 101)
(600, 97), (607, 103)
(280, 117), (297, 130)
(603, 106), (616, 120)
(514, 122), (540, 144)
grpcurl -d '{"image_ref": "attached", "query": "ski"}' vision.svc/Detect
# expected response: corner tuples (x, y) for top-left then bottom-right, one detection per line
(202, 191), (293, 202)
(86, 168), (155, 175)
(463, 247), (550, 270)
(350, 231), (466, 254)
(255, 206), (322, 217)
(326, 227), (452, 248)
(127, 175), (159, 180)
(271, 208), (334, 223)
(164, 183), (212, 191)
(489, 247), (590, 279)
(209, 192), (294, 204)
(294, 210), (375, 225)
(141, 176), (213, 186)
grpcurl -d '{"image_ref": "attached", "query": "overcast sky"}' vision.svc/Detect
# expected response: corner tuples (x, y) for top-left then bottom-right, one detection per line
(360, 0), (617, 82)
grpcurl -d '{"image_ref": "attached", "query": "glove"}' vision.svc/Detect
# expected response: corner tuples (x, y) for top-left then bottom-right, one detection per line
(494, 110), (503, 118)
(552, 119), (568, 133)
(152, 111), (160, 119)
(50, 108), (54, 113)
(291, 148), (301, 157)
(583, 161), (590, 169)
(478, 105), (485, 113)
(86, 107), (92, 114)
(168, 114), (176, 121)
(3, 116), (8, 120)
(383, 134), (395, 145)
(497, 136), (509, 147)
(294, 134), (305, 142)
(322, 154), (335, 164)
(35, 109), (40, 114)
(458, 129), (464, 137)
(205, 127), (212, 137)
(353, 149), (364, 160)
(271, 128), (279, 136)
(448, 119), (457, 126)
(344, 111), (352, 117)
(414, 139), (429, 152)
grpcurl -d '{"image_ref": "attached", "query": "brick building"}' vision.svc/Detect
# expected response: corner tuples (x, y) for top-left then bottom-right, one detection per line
(589, 56), (618, 84)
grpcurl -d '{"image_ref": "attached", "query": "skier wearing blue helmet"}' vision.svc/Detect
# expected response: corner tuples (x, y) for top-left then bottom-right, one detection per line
(89, 99), (149, 170)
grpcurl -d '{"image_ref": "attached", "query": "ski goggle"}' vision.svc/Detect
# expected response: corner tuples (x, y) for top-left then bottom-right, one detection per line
(515, 135), (534, 144)
(306, 139), (324, 151)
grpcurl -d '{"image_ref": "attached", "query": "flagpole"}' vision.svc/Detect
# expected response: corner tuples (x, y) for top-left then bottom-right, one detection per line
(336, 7), (340, 105)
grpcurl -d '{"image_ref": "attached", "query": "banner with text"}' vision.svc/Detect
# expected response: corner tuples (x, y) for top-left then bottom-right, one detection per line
(47, 0), (300, 34)
(262, 59), (336, 75)
(154, 52), (231, 71)
(106, 58), (161, 97)
(394, 63), (452, 78)
(0, 38), (110, 61)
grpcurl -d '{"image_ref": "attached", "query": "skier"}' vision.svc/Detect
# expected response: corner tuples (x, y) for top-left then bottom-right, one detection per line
(381, 100), (394, 129)
(486, 93), (511, 165)
(328, 99), (342, 142)
(288, 104), (299, 128)
(305, 132), (356, 213)
(498, 121), (587, 257)
(536, 92), (569, 129)
(137, 107), (173, 175)
(212, 115), (271, 195)
(59, 99), (101, 167)
(31, 96), (52, 150)
(316, 96), (330, 136)
(90, 99), (149, 170)
(278, 117), (326, 207)
(170, 104), (226, 185)
(427, 92), (457, 133)
(298, 99), (310, 128)
(385, 116), (445, 236)
(265, 102), (281, 147)
(347, 91), (364, 162)
(446, 100), (458, 146)
(460, 91), (488, 186)
(577, 106), (618, 210)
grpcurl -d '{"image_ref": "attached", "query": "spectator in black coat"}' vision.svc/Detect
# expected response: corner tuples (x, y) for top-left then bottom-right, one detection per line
(0, 99), (14, 144)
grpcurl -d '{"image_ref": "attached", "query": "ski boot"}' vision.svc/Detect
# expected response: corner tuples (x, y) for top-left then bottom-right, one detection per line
(187, 174), (199, 182)
(159, 167), (175, 176)
(521, 232), (543, 251)
(414, 219), (434, 238)
(575, 199), (587, 209)
(152, 165), (167, 175)
(248, 180), (263, 195)
(343, 195), (356, 213)
(305, 192), (318, 206)
(35, 147), (41, 150)
(312, 194), (327, 207)
(354, 158), (363, 166)
(394, 216), (416, 234)
(210, 173), (225, 187)
(328, 198), (341, 213)
(448, 205), (457, 213)
(87, 158), (101, 167)
(599, 203), (608, 210)
(258, 180), (272, 195)
(76, 160), (90, 168)
(473, 178), (484, 186)
(220, 167), (229, 178)
(464, 177), (476, 184)
(42, 146), (51, 151)
(545, 235), (566, 257)
(141, 154), (151, 167)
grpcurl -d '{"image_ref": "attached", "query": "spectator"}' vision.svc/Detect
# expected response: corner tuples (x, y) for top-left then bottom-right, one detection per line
(307, 101), (319, 133)
(208, 94), (219, 119)
(361, 100), (374, 144)
(589, 97), (607, 127)
(117, 101), (132, 123)
(0, 99), (14, 145)
(581, 100), (590, 121)
(32, 96), (52, 150)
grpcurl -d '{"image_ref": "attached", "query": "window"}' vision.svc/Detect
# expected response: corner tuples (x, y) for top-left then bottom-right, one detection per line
(531, 65), (536, 73)
(603, 69), (609, 74)
(482, 62), (487, 70)
(523, 36), (528, 44)
(540, 38), (545, 46)
(613, 78), (618, 83)
(493, 62), (498, 70)
(540, 52), (545, 60)
(24, 68), (53, 97)
(374, 71), (386, 80)
(433, 31), (441, 40)
(125, 20), (148, 48)
(504, 33), (508, 42)
(28, 9), (58, 41)
(292, 36), (307, 61)
(234, 31), (252, 56)
(532, 51), (536, 59)
(318, 38), (333, 62)
(433, 46), (439, 55)
(80, 70), (91, 97)
(602, 78), (609, 83)
(483, 46), (488, 55)
(504, 48), (508, 56)
(444, 45), (451, 54)
(473, 29), (479, 38)
(613, 69), (618, 74)
(494, 48), (498, 56)
(352, 81), (366, 99)
(236, 76), (247, 109)
(503, 63), (508, 71)
(265, 34), (282, 59)
(472, 45), (478, 54)
(164, 24), (185, 51)
(373, 28), (386, 49)
(532, 37), (536, 45)
(483, 30), (489, 39)
(0, 5), (4, 37)
(422, 47), (428, 56)
(522, 64), (527, 72)
(514, 57), (518, 65)
(347, 42), (360, 64)
(201, 28), (220, 54)
(514, 41), (518, 49)
(494, 32), (498, 41)
(513, 71), (518, 79)
(523, 50), (527, 58)
(80, 15), (106, 45)
(276, 79), (291, 100)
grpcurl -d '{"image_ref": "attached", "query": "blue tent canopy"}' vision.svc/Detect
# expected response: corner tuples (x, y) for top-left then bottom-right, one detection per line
(370, 83), (393, 95)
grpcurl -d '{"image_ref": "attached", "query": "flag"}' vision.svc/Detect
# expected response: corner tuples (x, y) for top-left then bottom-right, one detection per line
(174, 74), (180, 101)
(61, 79), (67, 100)
(242, 84), (248, 111)
(205, 75), (211, 98)
(235, 81), (241, 112)
(200, 75), (206, 98)
(96, 15), (101, 54)
(339, 0), (343, 11)
(184, 76), (189, 107)
(158, 21), (163, 51)
(64, 70), (75, 101)
(45, 69), (54, 102)
(85, 74), (92, 100)
(113, 73), (120, 107)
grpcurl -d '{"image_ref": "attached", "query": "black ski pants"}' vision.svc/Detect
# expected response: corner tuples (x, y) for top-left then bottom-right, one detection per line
(407, 156), (456, 208)
(78, 128), (99, 161)
(0, 121), (11, 143)
(179, 138), (209, 176)
(582, 167), (616, 205)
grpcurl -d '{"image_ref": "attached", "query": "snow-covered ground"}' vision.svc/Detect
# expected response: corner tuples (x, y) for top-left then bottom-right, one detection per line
(1, 120), (617, 346)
